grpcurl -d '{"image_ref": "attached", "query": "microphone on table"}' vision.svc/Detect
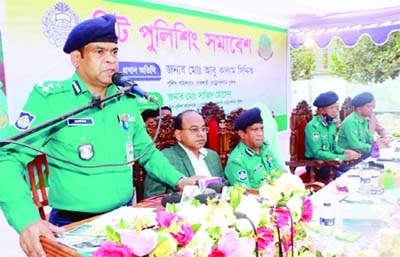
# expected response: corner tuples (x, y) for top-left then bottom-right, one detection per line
(160, 188), (220, 207)
(161, 192), (182, 207)
(234, 211), (259, 257)
(207, 182), (225, 194)
(194, 188), (218, 204)
(111, 72), (158, 104)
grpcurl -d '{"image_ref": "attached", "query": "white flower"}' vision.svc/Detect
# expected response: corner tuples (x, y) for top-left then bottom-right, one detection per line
(259, 183), (282, 204)
(285, 195), (304, 222)
(184, 229), (214, 256)
(235, 194), (262, 226)
(274, 172), (305, 197)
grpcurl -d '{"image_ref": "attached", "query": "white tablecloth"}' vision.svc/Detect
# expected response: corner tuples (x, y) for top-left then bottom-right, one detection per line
(309, 161), (399, 255)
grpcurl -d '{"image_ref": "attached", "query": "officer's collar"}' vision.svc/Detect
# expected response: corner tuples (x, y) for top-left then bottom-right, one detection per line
(71, 72), (119, 96)
(243, 142), (268, 157)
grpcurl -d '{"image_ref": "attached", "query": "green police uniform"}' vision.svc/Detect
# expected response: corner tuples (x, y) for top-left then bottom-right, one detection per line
(224, 141), (282, 189)
(0, 73), (183, 232)
(305, 115), (345, 160)
(338, 112), (373, 154)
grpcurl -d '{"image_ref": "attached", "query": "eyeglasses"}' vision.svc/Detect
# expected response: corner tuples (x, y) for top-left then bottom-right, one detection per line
(181, 127), (209, 134)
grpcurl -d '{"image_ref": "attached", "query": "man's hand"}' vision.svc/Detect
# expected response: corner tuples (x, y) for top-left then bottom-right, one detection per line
(19, 220), (65, 257)
(177, 175), (206, 191)
(344, 150), (362, 160)
(379, 136), (392, 148)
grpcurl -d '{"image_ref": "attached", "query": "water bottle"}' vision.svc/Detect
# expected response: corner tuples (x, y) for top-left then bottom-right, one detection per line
(370, 169), (382, 194)
(393, 140), (400, 162)
(383, 169), (395, 190)
(319, 201), (335, 238)
(359, 169), (371, 195)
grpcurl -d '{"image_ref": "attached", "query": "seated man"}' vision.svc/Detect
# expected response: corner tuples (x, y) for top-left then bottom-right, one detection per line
(141, 108), (159, 126)
(305, 91), (361, 180)
(224, 107), (283, 189)
(161, 105), (173, 117)
(370, 99), (391, 148)
(338, 91), (374, 160)
(144, 110), (226, 198)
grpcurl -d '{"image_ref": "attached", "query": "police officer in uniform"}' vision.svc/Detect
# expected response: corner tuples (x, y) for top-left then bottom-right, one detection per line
(224, 107), (283, 189)
(305, 91), (361, 180)
(338, 91), (375, 157)
(0, 14), (200, 257)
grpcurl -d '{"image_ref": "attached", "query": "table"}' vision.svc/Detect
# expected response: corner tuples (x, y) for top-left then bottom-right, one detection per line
(308, 159), (399, 255)
(41, 195), (165, 257)
(41, 166), (399, 257)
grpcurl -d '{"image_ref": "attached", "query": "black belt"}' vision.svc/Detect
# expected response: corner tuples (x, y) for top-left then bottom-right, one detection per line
(56, 209), (106, 222)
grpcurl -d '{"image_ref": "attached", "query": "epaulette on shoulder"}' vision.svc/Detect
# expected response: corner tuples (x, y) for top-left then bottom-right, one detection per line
(34, 81), (67, 97)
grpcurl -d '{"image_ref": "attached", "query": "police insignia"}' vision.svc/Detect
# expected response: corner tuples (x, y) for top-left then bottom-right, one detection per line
(78, 143), (94, 160)
(14, 111), (35, 131)
(312, 132), (320, 139)
(238, 170), (248, 181)
(42, 2), (79, 47)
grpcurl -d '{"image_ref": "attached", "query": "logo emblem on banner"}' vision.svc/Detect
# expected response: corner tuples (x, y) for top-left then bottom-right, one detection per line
(42, 2), (80, 47)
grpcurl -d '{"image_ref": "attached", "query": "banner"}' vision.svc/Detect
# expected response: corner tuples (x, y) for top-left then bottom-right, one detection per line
(1, 0), (288, 130)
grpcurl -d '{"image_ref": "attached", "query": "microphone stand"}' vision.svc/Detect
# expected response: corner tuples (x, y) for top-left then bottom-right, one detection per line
(0, 85), (133, 148)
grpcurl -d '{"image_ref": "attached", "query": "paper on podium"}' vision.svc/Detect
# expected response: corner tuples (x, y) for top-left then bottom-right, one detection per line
(57, 207), (156, 251)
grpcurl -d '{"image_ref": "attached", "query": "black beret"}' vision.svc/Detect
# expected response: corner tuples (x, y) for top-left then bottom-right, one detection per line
(234, 108), (263, 131)
(351, 92), (374, 107)
(63, 14), (118, 54)
(313, 91), (339, 107)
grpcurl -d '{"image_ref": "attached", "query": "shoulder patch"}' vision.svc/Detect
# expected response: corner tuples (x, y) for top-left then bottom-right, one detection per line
(34, 81), (66, 97)
(14, 111), (35, 131)
(237, 170), (248, 181)
(312, 132), (320, 140)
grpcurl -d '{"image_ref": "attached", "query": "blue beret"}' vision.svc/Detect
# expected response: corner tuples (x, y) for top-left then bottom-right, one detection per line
(234, 108), (263, 131)
(351, 92), (374, 107)
(63, 14), (118, 54)
(313, 91), (338, 107)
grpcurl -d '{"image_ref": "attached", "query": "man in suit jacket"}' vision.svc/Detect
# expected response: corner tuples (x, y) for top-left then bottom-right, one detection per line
(144, 110), (227, 198)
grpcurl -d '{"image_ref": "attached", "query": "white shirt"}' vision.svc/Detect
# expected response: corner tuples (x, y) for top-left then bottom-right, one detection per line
(178, 143), (212, 177)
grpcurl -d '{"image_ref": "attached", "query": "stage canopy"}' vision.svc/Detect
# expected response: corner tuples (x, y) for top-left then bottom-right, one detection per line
(144, 0), (400, 48)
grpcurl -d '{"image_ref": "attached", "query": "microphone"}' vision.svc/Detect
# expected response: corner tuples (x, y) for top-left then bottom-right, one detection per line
(194, 188), (218, 204)
(160, 188), (218, 207)
(111, 72), (158, 104)
(234, 211), (259, 257)
(207, 182), (224, 194)
(161, 192), (182, 207)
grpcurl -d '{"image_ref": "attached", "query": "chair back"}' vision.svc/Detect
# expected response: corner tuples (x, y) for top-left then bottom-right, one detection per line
(288, 100), (313, 163)
(219, 108), (246, 168)
(200, 102), (226, 152)
(135, 114), (177, 202)
(27, 154), (49, 220)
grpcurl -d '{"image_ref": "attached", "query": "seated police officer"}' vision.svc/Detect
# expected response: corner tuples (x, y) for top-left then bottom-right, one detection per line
(305, 91), (361, 180)
(338, 91), (375, 159)
(224, 107), (283, 189)
(0, 14), (199, 257)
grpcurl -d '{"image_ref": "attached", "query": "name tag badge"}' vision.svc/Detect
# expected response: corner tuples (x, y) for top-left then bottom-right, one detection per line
(67, 118), (94, 126)
(126, 141), (134, 165)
